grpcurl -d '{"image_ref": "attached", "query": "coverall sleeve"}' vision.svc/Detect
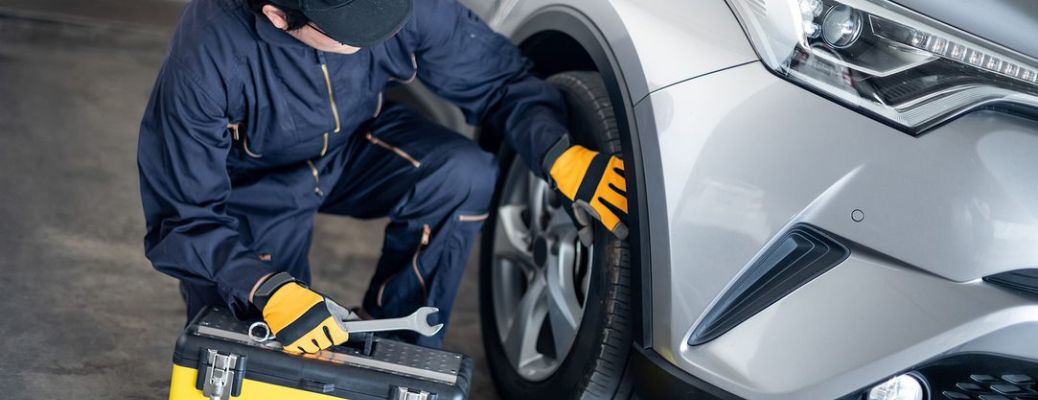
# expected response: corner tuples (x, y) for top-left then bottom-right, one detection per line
(412, 0), (569, 178)
(137, 56), (275, 317)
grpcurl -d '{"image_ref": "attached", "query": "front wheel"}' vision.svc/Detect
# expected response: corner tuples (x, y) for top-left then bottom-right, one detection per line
(480, 71), (634, 400)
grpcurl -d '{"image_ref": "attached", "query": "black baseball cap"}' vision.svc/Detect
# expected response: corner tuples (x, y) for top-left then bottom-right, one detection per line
(269, 0), (413, 47)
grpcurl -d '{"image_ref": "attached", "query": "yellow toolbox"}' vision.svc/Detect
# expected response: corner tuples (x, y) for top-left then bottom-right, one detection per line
(169, 307), (472, 400)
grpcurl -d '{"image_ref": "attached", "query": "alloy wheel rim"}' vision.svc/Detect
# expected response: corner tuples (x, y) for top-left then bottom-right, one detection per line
(491, 158), (593, 381)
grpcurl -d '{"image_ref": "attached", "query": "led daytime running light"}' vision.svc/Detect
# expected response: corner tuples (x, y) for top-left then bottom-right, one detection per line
(872, 17), (1038, 85)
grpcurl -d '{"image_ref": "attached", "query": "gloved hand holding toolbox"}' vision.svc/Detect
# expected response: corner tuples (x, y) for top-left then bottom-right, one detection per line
(169, 272), (470, 400)
(250, 272), (352, 355)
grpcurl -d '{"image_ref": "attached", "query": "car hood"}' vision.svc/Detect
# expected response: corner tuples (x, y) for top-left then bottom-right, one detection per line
(891, 0), (1038, 60)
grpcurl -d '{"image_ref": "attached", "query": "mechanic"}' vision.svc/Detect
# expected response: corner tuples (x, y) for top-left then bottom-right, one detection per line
(138, 0), (628, 351)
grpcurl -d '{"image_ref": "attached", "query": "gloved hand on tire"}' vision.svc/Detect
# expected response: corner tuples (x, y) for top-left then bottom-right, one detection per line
(543, 135), (629, 241)
(251, 272), (350, 354)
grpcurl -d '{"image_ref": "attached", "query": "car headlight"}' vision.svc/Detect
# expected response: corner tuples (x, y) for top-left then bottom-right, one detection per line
(726, 0), (1038, 133)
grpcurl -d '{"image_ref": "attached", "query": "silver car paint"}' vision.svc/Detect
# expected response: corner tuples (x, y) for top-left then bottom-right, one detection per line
(643, 61), (1038, 397)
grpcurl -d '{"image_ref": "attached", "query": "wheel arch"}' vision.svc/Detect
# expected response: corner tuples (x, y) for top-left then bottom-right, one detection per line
(490, 6), (662, 349)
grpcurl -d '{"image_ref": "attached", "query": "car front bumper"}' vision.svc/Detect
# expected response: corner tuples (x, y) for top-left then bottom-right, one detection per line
(635, 61), (1038, 399)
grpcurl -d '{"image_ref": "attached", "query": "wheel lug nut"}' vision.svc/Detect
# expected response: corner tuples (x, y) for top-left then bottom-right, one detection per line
(547, 191), (561, 208)
(533, 237), (549, 267)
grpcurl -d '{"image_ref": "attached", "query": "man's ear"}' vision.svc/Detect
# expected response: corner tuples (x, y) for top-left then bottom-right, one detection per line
(261, 4), (290, 30)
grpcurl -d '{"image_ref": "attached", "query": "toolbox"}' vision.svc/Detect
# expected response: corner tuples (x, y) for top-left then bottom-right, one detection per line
(169, 307), (473, 400)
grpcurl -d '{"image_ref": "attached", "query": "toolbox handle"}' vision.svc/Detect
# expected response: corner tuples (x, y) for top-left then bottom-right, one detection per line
(301, 379), (336, 393)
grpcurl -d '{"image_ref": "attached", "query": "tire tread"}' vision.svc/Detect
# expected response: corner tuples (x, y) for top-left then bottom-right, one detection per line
(548, 72), (634, 400)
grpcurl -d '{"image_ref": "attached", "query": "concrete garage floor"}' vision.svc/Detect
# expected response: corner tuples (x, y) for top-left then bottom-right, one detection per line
(0, 2), (500, 399)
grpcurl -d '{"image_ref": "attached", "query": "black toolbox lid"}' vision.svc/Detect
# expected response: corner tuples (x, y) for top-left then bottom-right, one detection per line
(173, 307), (473, 400)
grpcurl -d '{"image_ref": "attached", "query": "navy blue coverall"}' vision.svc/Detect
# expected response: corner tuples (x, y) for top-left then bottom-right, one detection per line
(138, 0), (569, 347)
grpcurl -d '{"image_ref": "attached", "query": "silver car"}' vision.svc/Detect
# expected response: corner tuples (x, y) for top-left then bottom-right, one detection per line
(405, 0), (1038, 398)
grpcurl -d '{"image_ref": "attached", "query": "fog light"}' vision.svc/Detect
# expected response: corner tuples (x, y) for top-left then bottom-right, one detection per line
(821, 4), (863, 48)
(867, 374), (926, 400)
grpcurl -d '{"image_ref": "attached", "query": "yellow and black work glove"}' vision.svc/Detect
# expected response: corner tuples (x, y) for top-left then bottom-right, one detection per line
(543, 136), (629, 240)
(252, 272), (350, 354)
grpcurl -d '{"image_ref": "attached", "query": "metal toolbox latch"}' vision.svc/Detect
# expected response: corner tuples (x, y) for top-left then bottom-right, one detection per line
(199, 349), (245, 400)
(395, 386), (436, 400)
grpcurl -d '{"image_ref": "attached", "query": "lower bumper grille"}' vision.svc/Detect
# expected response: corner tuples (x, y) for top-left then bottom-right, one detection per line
(842, 353), (1038, 400)
(920, 354), (1038, 400)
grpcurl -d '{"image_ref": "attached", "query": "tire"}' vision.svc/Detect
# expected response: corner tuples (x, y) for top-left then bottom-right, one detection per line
(480, 71), (634, 400)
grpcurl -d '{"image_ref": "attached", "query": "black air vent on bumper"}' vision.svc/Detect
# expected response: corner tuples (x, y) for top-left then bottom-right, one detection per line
(984, 269), (1038, 298)
(688, 225), (849, 346)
